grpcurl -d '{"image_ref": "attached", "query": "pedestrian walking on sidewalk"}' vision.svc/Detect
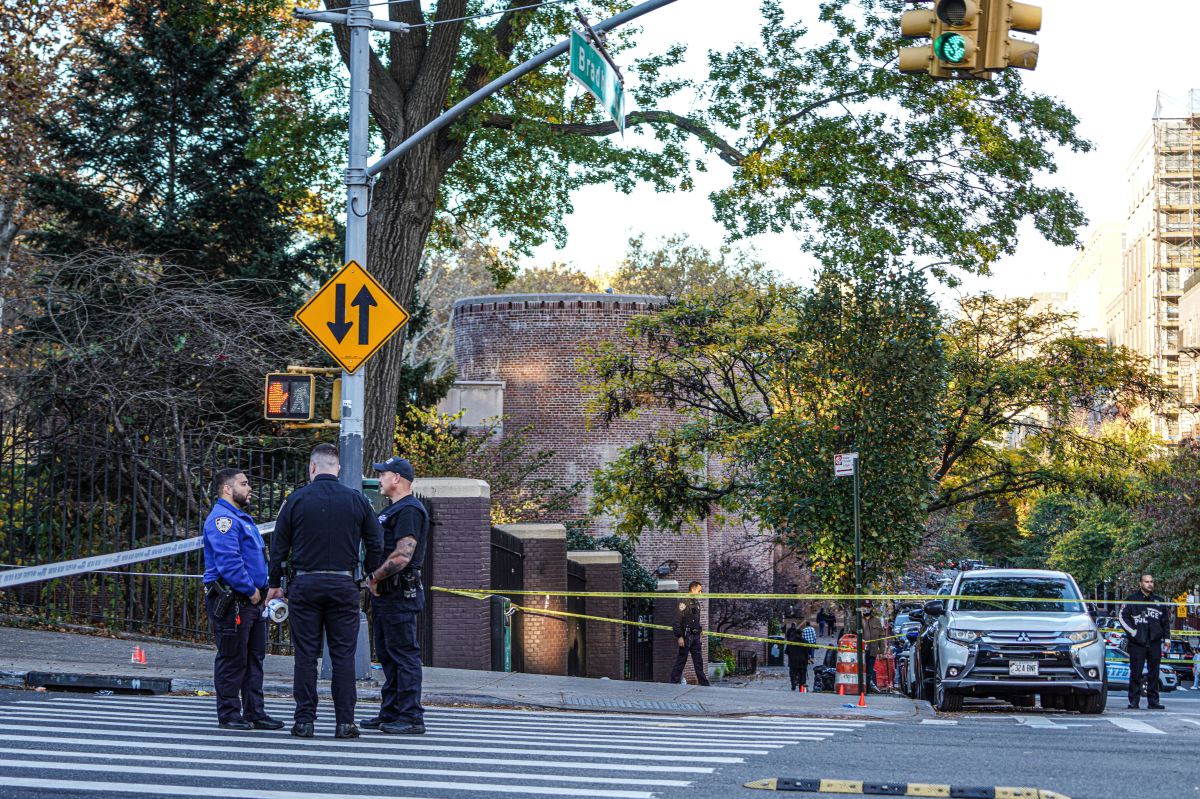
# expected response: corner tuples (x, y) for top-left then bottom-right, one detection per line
(817, 607), (828, 638)
(360, 456), (428, 736)
(669, 581), (710, 686)
(267, 444), (384, 739)
(1192, 648), (1200, 691)
(201, 468), (282, 732)
(1119, 573), (1171, 710)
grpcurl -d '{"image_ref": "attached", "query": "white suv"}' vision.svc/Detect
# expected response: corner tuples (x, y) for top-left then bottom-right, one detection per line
(918, 569), (1106, 713)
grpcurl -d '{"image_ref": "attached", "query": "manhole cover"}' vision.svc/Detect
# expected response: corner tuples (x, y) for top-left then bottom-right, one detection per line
(564, 696), (704, 712)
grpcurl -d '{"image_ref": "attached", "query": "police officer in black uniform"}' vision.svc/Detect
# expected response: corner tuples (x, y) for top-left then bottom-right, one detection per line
(668, 580), (711, 686)
(359, 456), (428, 735)
(201, 468), (283, 730)
(267, 444), (384, 739)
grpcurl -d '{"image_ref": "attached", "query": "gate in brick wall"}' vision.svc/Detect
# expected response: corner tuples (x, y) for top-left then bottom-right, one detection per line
(489, 526), (525, 673)
(415, 494), (434, 663)
(566, 559), (586, 677)
(623, 599), (654, 681)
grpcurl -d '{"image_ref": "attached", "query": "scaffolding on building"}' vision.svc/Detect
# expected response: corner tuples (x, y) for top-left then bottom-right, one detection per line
(1150, 91), (1200, 439)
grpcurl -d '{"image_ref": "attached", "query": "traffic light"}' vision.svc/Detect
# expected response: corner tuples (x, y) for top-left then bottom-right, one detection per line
(263, 373), (315, 421)
(900, 1), (982, 77)
(979, 1), (1041, 72)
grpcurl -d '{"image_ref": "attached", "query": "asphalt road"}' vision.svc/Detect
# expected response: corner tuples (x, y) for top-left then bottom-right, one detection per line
(0, 688), (1196, 799)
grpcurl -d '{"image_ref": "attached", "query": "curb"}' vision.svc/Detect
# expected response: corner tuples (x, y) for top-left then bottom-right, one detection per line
(745, 778), (1071, 798)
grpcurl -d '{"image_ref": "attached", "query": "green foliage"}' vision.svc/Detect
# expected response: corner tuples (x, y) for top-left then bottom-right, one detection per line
(587, 265), (944, 594)
(607, 234), (774, 298)
(1134, 440), (1200, 591)
(962, 498), (1022, 565)
(394, 407), (579, 526)
(26, 0), (336, 304)
(1020, 493), (1149, 593)
(565, 524), (657, 595)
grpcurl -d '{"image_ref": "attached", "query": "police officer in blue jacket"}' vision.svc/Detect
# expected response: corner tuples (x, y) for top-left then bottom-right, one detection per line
(202, 468), (283, 731)
(360, 457), (428, 735)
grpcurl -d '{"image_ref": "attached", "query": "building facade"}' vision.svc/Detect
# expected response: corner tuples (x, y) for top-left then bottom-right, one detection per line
(1066, 223), (1124, 339)
(1119, 91), (1200, 441)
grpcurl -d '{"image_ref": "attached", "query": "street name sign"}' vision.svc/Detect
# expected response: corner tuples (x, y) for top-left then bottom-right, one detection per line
(834, 452), (858, 478)
(570, 28), (625, 134)
(294, 260), (409, 374)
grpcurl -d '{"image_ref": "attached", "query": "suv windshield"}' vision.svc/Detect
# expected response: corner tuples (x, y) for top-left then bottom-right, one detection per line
(952, 577), (1083, 613)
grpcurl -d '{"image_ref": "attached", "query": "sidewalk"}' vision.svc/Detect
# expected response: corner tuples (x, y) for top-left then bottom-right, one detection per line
(0, 624), (928, 720)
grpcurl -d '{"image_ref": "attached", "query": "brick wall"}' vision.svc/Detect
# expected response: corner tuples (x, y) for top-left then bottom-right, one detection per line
(499, 523), (567, 675)
(416, 478), (491, 671)
(568, 550), (623, 680)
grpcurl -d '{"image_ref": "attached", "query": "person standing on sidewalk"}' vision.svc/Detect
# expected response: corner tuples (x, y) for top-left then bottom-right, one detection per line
(861, 601), (886, 693)
(669, 581), (710, 686)
(201, 468), (282, 731)
(786, 621), (816, 690)
(360, 456), (428, 735)
(1191, 647), (1200, 691)
(267, 444), (385, 739)
(1119, 573), (1172, 710)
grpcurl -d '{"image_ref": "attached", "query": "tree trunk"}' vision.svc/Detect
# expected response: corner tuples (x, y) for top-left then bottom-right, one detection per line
(360, 135), (448, 468)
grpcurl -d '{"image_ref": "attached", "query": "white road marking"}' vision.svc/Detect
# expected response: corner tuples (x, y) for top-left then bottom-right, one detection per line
(0, 747), (692, 787)
(0, 777), (436, 799)
(0, 759), (657, 799)
(920, 719), (958, 725)
(1106, 717), (1167, 735)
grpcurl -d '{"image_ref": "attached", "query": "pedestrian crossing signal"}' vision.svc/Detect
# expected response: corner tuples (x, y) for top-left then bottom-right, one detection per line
(263, 373), (315, 421)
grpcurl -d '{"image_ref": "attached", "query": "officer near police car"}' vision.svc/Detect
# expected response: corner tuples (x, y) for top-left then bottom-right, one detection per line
(267, 443), (384, 739)
(201, 467), (283, 731)
(360, 456), (429, 735)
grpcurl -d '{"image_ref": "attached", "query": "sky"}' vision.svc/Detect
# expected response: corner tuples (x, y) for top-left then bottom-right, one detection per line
(524, 0), (1200, 299)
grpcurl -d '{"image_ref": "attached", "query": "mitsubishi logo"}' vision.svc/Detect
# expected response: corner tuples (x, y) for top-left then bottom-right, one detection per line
(1016, 632), (1031, 643)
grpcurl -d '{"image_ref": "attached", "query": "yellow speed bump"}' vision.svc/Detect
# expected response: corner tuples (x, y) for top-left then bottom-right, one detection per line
(743, 777), (1070, 798)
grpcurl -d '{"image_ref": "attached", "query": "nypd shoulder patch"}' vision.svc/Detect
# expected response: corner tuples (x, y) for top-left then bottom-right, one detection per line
(215, 517), (234, 534)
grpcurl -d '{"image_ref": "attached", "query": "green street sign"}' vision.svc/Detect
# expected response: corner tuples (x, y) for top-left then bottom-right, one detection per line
(569, 28), (625, 134)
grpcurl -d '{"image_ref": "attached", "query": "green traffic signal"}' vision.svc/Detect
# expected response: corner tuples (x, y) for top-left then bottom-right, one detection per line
(934, 32), (969, 64)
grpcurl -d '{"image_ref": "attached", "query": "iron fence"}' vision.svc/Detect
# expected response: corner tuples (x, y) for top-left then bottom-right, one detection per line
(0, 408), (308, 648)
(623, 598), (653, 681)
(489, 526), (525, 673)
(566, 558), (586, 677)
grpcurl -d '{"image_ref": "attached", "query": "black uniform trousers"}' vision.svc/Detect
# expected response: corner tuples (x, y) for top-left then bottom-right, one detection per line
(288, 573), (360, 725)
(371, 596), (424, 724)
(204, 591), (267, 724)
(1127, 641), (1162, 705)
(669, 633), (710, 685)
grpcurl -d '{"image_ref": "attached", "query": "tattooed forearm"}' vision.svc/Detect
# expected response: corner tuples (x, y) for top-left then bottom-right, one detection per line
(373, 537), (416, 581)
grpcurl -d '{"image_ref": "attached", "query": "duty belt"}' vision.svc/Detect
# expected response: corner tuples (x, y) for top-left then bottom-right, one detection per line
(295, 569), (354, 577)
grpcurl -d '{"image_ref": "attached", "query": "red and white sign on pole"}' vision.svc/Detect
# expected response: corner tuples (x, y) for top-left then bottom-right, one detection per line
(834, 452), (858, 478)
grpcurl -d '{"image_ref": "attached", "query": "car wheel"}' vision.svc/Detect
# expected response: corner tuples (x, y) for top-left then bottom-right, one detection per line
(1077, 690), (1107, 715)
(1011, 694), (1036, 708)
(934, 678), (963, 713)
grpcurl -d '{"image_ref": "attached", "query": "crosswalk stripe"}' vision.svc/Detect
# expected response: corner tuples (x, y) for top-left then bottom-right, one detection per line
(0, 713), (812, 750)
(0, 734), (715, 774)
(1106, 717), (1167, 735)
(0, 777), (438, 799)
(30, 696), (869, 729)
(0, 759), (658, 799)
(0, 747), (692, 788)
(5, 701), (817, 744)
(0, 722), (749, 763)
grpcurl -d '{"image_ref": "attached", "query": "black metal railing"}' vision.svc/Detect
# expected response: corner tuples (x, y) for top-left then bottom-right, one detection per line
(0, 408), (308, 647)
(566, 559), (586, 677)
(623, 598), (653, 681)
(489, 526), (525, 673)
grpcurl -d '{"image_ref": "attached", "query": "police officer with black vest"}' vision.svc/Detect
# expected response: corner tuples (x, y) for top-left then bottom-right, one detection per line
(266, 444), (384, 739)
(668, 580), (711, 686)
(359, 456), (429, 734)
(201, 468), (284, 731)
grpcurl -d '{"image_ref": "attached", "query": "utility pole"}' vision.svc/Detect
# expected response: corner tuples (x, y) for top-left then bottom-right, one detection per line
(853, 452), (864, 697)
(296, 0), (679, 488)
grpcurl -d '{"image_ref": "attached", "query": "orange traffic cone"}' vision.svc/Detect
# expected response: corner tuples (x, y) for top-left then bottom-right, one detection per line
(799, 684), (806, 693)
(130, 646), (138, 664)
(857, 692), (867, 708)
(837, 684), (845, 696)
(138, 647), (147, 664)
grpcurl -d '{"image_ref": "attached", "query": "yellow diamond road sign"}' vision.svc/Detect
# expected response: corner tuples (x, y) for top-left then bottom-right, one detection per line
(294, 260), (409, 374)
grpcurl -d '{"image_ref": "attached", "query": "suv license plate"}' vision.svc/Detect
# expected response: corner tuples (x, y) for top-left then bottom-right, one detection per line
(1009, 661), (1039, 676)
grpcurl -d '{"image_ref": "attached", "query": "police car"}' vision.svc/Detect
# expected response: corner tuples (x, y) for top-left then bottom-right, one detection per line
(1105, 646), (1178, 692)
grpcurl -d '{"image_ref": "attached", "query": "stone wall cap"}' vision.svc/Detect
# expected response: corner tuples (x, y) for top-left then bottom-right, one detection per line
(413, 477), (490, 499)
(567, 550), (623, 565)
(495, 522), (566, 540)
(449, 379), (506, 387)
(453, 292), (667, 310)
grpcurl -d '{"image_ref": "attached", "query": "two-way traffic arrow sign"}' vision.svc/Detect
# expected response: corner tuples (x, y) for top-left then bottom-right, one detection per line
(294, 260), (409, 374)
